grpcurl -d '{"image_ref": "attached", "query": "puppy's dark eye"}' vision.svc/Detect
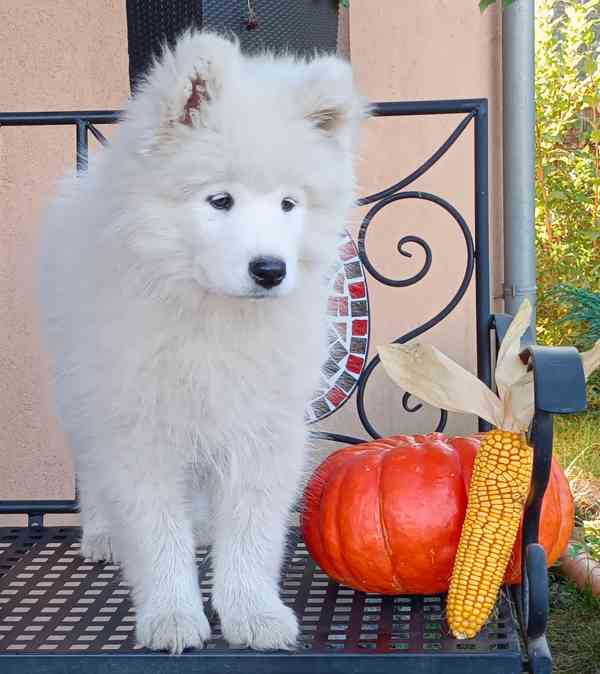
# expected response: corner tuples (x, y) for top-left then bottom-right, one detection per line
(281, 197), (297, 212)
(208, 193), (234, 210)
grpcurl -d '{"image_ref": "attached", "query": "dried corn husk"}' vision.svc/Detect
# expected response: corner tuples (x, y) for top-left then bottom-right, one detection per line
(378, 300), (599, 432)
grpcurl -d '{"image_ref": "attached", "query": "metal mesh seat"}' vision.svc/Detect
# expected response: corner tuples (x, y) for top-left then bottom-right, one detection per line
(0, 526), (522, 673)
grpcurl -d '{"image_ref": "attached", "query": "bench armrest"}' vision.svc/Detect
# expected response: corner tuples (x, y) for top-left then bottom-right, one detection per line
(492, 317), (588, 673)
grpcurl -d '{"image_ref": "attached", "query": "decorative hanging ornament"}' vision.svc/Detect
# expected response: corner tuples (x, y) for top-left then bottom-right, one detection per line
(245, 0), (259, 30)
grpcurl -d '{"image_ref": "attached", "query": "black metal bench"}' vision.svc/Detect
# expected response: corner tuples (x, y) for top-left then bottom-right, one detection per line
(0, 100), (588, 674)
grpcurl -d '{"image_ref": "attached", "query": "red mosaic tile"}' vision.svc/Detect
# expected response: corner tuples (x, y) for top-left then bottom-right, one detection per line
(339, 240), (357, 261)
(326, 387), (346, 407)
(349, 281), (366, 299)
(346, 355), (364, 375)
(352, 319), (368, 336)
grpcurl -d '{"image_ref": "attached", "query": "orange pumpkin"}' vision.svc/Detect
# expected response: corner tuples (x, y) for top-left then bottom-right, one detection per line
(301, 433), (574, 594)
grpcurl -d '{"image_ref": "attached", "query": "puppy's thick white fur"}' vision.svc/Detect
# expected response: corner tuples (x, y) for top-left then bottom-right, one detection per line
(39, 32), (364, 653)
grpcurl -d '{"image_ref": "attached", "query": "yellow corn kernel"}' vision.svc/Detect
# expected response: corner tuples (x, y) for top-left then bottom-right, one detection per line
(447, 430), (533, 639)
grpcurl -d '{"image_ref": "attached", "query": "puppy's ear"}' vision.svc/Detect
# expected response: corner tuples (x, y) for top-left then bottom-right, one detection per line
(161, 32), (238, 129)
(133, 31), (238, 149)
(177, 70), (213, 128)
(300, 56), (368, 144)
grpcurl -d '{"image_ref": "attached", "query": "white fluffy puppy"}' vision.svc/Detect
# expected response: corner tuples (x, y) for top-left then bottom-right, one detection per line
(39, 32), (365, 653)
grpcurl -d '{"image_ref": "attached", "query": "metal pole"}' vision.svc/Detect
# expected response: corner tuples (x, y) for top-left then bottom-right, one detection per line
(502, 0), (537, 324)
(475, 101), (492, 432)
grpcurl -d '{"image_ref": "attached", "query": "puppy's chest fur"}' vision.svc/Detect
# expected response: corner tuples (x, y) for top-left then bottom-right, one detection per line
(117, 297), (326, 452)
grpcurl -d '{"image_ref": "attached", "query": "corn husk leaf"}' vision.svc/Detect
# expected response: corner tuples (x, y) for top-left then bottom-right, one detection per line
(378, 301), (600, 433)
(494, 300), (533, 431)
(378, 342), (504, 428)
(495, 299), (532, 394)
(582, 340), (600, 379)
(507, 371), (535, 431)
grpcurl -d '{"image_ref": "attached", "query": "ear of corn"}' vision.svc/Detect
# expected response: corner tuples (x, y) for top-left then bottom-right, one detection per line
(447, 430), (533, 639)
(378, 304), (598, 640)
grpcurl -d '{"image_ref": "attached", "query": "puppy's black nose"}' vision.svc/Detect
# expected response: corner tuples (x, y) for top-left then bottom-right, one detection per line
(248, 256), (286, 289)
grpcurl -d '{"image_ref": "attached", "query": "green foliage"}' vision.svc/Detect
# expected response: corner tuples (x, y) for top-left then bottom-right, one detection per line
(583, 520), (600, 561)
(551, 284), (600, 407)
(552, 284), (600, 348)
(535, 0), (600, 359)
(548, 568), (600, 674)
(554, 412), (600, 482)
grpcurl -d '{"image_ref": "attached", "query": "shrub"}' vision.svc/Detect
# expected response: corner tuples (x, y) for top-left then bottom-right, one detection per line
(535, 0), (600, 350)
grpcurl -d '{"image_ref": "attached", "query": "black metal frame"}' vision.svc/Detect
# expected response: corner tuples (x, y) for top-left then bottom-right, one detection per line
(313, 99), (490, 444)
(0, 100), (589, 674)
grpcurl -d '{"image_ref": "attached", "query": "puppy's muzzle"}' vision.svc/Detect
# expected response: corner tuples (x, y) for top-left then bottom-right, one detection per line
(248, 257), (286, 289)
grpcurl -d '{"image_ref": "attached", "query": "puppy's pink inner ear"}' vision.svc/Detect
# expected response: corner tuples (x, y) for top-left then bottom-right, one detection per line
(180, 75), (210, 127)
(307, 107), (344, 134)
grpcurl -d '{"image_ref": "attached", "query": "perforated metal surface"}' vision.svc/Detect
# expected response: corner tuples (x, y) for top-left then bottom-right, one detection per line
(0, 527), (522, 673)
(203, 0), (339, 55)
(125, 0), (339, 93)
(126, 0), (203, 92)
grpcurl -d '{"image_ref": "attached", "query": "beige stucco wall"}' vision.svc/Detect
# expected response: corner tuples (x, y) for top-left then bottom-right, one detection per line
(0, 1), (502, 512)
(0, 1), (129, 517)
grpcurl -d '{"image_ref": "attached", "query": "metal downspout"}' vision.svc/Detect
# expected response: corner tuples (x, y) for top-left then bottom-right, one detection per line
(502, 0), (537, 324)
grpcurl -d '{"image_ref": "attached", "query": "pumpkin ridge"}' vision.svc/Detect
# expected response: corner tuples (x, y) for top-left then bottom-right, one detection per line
(314, 458), (347, 585)
(550, 460), (574, 561)
(546, 466), (562, 562)
(378, 448), (402, 591)
(332, 456), (366, 589)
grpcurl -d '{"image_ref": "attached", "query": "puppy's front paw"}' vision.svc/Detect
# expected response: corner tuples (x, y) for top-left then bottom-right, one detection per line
(80, 533), (115, 563)
(220, 599), (298, 650)
(136, 608), (211, 654)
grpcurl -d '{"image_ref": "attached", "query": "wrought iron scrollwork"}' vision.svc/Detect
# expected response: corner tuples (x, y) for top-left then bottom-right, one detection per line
(356, 187), (475, 439)
(357, 111), (475, 208)
(310, 106), (485, 444)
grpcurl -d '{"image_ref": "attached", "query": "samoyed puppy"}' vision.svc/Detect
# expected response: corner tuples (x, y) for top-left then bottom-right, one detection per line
(39, 32), (365, 653)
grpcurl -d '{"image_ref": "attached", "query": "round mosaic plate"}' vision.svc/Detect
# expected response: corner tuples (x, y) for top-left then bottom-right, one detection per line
(305, 230), (370, 423)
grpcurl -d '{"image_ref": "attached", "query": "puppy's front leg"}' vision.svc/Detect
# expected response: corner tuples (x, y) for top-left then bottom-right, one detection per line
(77, 461), (115, 563)
(211, 437), (305, 650)
(109, 452), (210, 653)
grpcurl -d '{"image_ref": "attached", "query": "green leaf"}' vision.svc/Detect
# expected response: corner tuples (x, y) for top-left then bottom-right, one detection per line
(568, 543), (584, 559)
(549, 190), (568, 201)
(584, 54), (596, 76)
(582, 229), (600, 241)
